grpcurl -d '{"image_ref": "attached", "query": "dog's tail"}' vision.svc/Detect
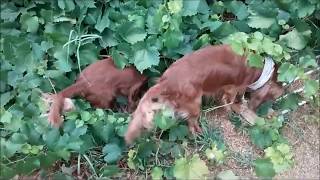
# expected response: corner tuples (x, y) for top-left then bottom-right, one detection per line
(44, 82), (86, 127)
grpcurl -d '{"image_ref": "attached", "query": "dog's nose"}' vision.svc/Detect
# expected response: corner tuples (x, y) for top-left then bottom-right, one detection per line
(174, 111), (179, 118)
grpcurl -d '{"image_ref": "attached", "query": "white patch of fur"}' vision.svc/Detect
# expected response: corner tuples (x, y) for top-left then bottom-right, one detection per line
(63, 98), (75, 111)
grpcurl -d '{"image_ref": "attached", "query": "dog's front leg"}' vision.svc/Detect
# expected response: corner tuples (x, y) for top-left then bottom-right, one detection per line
(181, 95), (202, 134)
(187, 115), (202, 134)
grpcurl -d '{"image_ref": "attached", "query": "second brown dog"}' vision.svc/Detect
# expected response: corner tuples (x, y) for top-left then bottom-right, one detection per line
(44, 57), (147, 127)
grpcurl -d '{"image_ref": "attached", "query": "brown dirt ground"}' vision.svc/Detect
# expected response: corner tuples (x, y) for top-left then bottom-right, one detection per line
(205, 103), (320, 179)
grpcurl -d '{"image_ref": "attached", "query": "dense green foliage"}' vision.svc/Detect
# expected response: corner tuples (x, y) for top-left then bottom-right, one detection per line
(1, 0), (319, 179)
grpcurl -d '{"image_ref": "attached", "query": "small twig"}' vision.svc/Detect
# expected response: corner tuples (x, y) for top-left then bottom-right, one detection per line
(77, 154), (81, 176)
(203, 102), (234, 113)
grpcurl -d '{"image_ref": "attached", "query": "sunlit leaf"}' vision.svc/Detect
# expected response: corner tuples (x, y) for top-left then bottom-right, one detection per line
(254, 158), (276, 178)
(151, 167), (164, 180)
(173, 154), (209, 179)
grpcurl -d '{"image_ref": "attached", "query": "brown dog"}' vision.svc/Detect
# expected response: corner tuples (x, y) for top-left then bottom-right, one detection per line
(44, 57), (147, 127)
(125, 45), (283, 144)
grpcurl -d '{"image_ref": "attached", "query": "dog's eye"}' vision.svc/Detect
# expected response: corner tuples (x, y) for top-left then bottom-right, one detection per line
(151, 97), (158, 102)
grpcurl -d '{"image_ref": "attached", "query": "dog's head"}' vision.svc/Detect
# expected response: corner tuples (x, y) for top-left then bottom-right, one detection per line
(249, 80), (284, 110)
(125, 84), (168, 144)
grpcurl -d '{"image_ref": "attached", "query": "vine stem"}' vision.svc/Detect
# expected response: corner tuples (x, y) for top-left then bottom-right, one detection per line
(5, 155), (30, 165)
(46, 76), (57, 94)
(155, 130), (164, 166)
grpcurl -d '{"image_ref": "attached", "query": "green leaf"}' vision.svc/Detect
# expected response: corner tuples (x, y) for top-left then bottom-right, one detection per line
(92, 121), (114, 143)
(249, 127), (273, 149)
(20, 13), (39, 33)
(15, 156), (41, 175)
(137, 141), (157, 158)
(225, 1), (249, 20)
(103, 143), (122, 163)
(304, 79), (319, 98)
(201, 21), (223, 32)
(1, 138), (22, 158)
(0, 110), (12, 123)
(248, 53), (264, 68)
(205, 143), (226, 164)
(173, 154), (209, 179)
(0, 4), (20, 22)
(154, 109), (176, 130)
(78, 44), (99, 66)
(39, 151), (59, 169)
(193, 34), (210, 50)
(151, 167), (164, 180)
(297, 0), (315, 18)
(163, 29), (184, 49)
(75, 0), (96, 8)
(254, 158), (276, 178)
(118, 22), (147, 44)
(213, 22), (237, 38)
(95, 9), (110, 33)
(279, 29), (311, 50)
(100, 29), (119, 48)
(277, 93), (301, 111)
(53, 47), (72, 72)
(101, 165), (120, 177)
(56, 149), (71, 161)
(230, 42), (244, 56)
(168, 0), (183, 14)
(43, 129), (60, 150)
(299, 55), (317, 68)
(111, 49), (129, 69)
(58, 0), (75, 12)
(182, 0), (209, 16)
(264, 144), (293, 173)
(247, 16), (275, 29)
(277, 63), (299, 83)
(169, 125), (188, 141)
(0, 164), (16, 179)
(133, 44), (160, 72)
(80, 111), (91, 122)
(216, 170), (239, 180)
